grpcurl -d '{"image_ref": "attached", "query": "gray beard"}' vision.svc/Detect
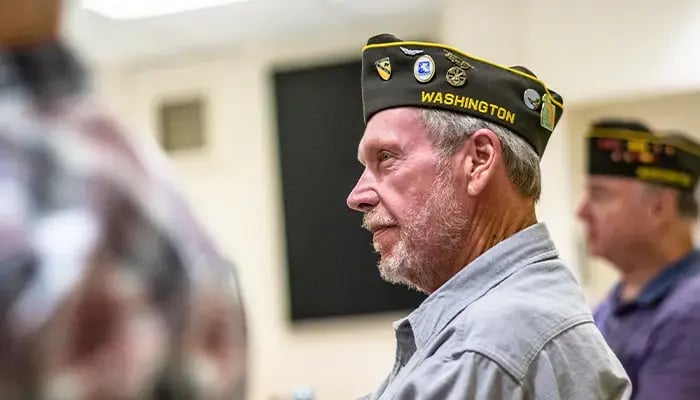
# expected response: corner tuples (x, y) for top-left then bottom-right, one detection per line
(376, 171), (468, 293)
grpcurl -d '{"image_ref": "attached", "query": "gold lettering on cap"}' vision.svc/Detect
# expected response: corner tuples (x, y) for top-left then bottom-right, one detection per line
(419, 91), (517, 124)
(636, 166), (692, 188)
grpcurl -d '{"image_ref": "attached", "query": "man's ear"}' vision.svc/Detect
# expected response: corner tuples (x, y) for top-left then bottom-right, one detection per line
(461, 128), (501, 196)
(645, 186), (678, 226)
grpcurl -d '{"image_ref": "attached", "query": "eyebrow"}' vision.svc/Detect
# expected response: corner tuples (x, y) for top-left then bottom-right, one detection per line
(356, 135), (395, 166)
(357, 148), (366, 166)
(357, 139), (370, 166)
(589, 184), (609, 193)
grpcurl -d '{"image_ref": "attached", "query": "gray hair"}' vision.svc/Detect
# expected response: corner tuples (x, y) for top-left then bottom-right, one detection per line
(678, 190), (699, 219)
(417, 109), (542, 201)
(643, 183), (698, 220)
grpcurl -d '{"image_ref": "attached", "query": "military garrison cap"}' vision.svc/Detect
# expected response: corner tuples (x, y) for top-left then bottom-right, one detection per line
(361, 33), (564, 157)
(586, 119), (700, 191)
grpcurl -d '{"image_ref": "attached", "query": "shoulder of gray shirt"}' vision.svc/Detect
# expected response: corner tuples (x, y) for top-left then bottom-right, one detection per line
(438, 258), (599, 382)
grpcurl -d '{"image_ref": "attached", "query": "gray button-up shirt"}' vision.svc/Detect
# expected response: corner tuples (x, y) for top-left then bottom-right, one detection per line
(361, 223), (630, 400)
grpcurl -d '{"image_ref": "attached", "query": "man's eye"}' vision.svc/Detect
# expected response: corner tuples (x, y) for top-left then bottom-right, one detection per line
(378, 151), (393, 162)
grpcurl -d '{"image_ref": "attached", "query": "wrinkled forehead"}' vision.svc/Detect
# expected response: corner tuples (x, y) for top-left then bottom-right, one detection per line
(357, 107), (432, 160)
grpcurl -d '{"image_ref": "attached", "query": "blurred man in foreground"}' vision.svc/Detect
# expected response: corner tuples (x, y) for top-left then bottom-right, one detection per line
(0, 0), (246, 398)
(578, 119), (700, 400)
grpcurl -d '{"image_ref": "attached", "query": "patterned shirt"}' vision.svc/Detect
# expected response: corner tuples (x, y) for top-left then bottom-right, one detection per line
(0, 41), (246, 399)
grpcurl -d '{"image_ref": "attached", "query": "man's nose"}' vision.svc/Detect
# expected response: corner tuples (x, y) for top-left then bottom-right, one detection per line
(346, 169), (378, 212)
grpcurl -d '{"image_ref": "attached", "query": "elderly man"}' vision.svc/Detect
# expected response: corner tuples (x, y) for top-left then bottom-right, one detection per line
(0, 1), (246, 399)
(578, 119), (700, 400)
(347, 33), (630, 400)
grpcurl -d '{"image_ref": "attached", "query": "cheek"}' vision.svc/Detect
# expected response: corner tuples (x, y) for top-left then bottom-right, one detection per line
(617, 211), (651, 235)
(585, 205), (618, 239)
(381, 180), (434, 222)
(597, 206), (617, 223)
(595, 203), (647, 239)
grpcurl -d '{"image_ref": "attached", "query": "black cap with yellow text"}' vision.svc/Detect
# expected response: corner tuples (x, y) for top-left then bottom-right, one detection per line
(361, 33), (564, 157)
(586, 119), (700, 191)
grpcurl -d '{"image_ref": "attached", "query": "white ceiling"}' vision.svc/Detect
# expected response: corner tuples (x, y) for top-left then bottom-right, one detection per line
(63, 0), (445, 67)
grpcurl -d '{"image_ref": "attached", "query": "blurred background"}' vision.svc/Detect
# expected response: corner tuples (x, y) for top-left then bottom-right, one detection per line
(60, 0), (700, 398)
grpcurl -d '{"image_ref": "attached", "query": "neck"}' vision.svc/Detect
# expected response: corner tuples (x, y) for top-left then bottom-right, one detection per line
(452, 196), (537, 276)
(615, 224), (694, 301)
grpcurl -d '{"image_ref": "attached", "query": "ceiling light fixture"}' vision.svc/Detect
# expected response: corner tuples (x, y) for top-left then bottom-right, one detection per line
(82, 0), (251, 20)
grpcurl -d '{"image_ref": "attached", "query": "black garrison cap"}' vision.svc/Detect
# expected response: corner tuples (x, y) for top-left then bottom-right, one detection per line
(361, 33), (565, 157)
(586, 119), (700, 191)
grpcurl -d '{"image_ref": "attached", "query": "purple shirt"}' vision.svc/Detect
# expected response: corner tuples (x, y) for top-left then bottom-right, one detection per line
(595, 250), (700, 400)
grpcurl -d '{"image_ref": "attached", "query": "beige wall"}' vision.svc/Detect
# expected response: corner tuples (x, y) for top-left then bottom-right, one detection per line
(88, 1), (700, 398)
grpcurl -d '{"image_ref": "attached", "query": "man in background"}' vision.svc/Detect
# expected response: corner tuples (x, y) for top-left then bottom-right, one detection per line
(347, 33), (629, 399)
(578, 119), (700, 400)
(0, 0), (246, 398)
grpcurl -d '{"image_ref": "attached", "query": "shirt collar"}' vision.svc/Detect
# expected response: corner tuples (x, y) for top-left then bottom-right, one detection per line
(402, 223), (559, 350)
(612, 249), (700, 315)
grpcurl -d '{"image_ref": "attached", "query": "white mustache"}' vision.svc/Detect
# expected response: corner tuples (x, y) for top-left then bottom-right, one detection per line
(362, 210), (397, 231)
